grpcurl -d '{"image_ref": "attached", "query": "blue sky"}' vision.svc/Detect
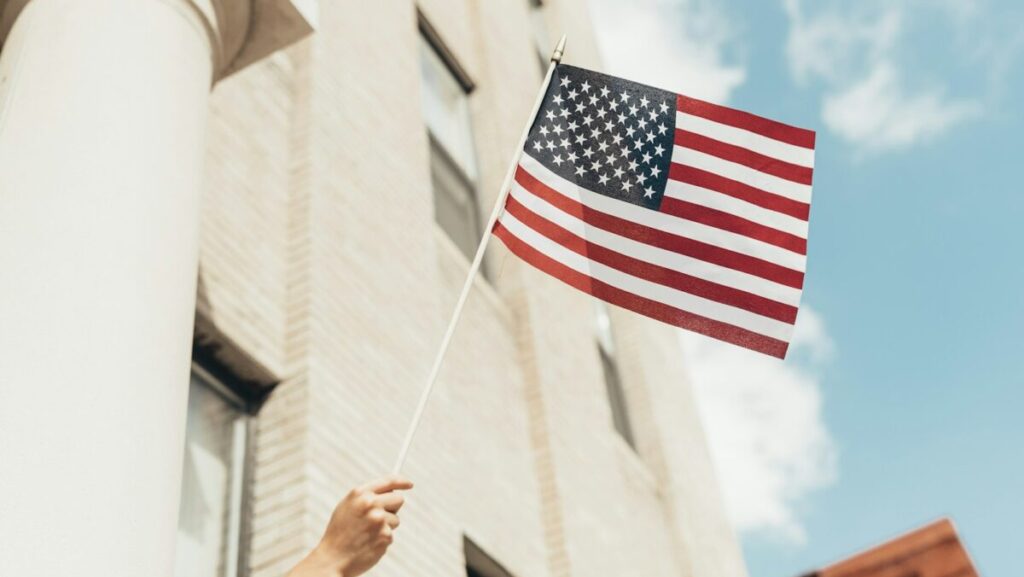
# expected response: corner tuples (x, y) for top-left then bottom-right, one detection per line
(589, 1), (1024, 576)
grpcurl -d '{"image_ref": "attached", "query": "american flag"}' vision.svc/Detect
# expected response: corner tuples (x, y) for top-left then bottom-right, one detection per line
(492, 65), (816, 358)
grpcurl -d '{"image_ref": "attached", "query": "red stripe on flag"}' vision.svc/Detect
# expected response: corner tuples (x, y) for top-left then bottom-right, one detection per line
(493, 221), (789, 358)
(515, 166), (805, 289)
(504, 194), (799, 323)
(677, 94), (816, 149)
(675, 129), (814, 185)
(668, 163), (811, 221)
(659, 196), (807, 255)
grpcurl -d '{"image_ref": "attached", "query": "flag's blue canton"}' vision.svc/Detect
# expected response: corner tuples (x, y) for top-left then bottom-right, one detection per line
(525, 64), (677, 211)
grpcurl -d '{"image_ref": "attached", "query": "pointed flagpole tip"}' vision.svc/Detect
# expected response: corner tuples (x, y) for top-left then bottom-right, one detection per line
(551, 34), (567, 63)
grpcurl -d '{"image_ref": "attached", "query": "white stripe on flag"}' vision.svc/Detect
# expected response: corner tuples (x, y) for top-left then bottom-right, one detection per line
(498, 210), (796, 341)
(520, 153), (808, 272)
(663, 180), (810, 237)
(508, 182), (803, 306)
(672, 146), (813, 203)
(676, 111), (816, 168)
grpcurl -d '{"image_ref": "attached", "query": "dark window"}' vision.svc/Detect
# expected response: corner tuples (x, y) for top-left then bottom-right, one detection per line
(174, 366), (257, 577)
(419, 21), (485, 266)
(465, 537), (515, 577)
(594, 302), (636, 449)
(428, 131), (483, 262)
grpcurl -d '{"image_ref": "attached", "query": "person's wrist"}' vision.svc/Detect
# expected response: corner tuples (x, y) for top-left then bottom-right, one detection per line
(306, 541), (351, 577)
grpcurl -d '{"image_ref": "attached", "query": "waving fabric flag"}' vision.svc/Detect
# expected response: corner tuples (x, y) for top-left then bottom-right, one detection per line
(492, 64), (816, 358)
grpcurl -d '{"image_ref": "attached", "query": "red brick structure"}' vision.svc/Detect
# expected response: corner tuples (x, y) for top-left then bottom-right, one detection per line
(802, 518), (979, 577)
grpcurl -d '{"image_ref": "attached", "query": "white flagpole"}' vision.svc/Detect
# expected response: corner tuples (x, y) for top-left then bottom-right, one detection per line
(392, 35), (567, 474)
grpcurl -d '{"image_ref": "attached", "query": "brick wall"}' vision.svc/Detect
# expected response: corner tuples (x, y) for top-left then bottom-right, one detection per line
(198, 1), (748, 576)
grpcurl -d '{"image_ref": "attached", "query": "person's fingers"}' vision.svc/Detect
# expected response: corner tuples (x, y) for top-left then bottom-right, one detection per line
(367, 507), (387, 525)
(375, 492), (406, 513)
(363, 475), (414, 494)
(382, 511), (400, 528)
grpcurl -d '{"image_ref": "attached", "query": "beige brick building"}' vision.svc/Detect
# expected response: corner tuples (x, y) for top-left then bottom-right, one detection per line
(0, 1), (747, 576)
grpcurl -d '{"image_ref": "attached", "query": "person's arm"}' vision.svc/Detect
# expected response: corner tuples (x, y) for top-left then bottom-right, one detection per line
(286, 476), (414, 577)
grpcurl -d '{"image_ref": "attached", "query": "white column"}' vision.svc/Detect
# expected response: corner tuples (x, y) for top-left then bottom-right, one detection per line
(0, 0), (213, 575)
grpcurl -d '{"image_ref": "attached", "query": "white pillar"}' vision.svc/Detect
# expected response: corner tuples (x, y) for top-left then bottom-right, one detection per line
(0, 0), (269, 575)
(0, 0), (211, 574)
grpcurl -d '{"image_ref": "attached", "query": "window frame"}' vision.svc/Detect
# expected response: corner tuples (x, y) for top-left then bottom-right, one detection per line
(598, 344), (636, 450)
(417, 13), (490, 273)
(464, 537), (516, 577)
(418, 11), (476, 93)
(427, 130), (485, 262)
(178, 363), (260, 577)
(593, 303), (637, 450)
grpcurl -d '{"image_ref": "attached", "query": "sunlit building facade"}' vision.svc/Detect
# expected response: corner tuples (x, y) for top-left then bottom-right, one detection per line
(0, 1), (746, 576)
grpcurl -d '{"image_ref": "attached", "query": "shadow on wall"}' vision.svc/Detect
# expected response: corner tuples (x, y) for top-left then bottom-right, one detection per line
(192, 269), (280, 412)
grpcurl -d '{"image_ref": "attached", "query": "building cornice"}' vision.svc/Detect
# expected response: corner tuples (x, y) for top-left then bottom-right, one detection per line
(0, 0), (315, 81)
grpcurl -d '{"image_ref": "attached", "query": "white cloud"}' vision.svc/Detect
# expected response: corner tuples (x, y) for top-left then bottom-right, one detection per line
(822, 62), (980, 152)
(783, 0), (983, 153)
(588, 0), (746, 103)
(681, 307), (838, 544)
(783, 1), (901, 85)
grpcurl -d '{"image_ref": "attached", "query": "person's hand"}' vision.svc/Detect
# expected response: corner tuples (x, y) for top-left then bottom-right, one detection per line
(287, 476), (414, 577)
